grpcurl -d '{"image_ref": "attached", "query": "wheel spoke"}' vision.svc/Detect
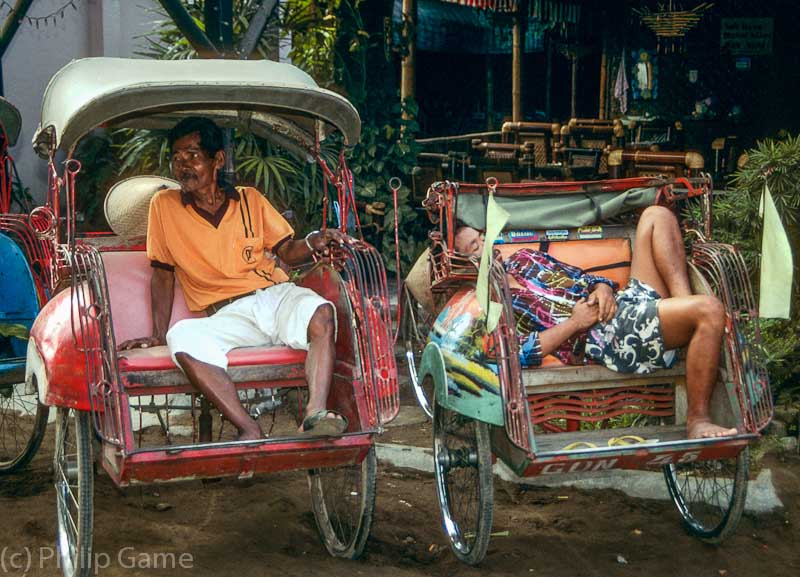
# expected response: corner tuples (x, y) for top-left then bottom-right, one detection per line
(1, 380), (46, 470)
(665, 449), (748, 542)
(309, 449), (375, 559)
(54, 408), (93, 576)
(433, 402), (492, 564)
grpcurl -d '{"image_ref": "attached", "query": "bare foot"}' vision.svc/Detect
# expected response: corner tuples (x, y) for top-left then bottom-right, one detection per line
(687, 419), (738, 439)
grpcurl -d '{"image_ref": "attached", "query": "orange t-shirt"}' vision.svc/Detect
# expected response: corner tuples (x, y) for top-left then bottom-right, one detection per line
(146, 186), (293, 311)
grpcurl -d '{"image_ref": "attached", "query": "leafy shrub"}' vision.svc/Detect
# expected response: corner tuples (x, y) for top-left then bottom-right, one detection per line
(349, 98), (423, 274)
(705, 134), (800, 397)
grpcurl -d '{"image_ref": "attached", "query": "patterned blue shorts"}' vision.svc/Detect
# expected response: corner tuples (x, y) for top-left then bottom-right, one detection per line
(584, 278), (677, 374)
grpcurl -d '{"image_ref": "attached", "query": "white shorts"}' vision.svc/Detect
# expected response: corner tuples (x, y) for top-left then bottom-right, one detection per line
(166, 283), (335, 370)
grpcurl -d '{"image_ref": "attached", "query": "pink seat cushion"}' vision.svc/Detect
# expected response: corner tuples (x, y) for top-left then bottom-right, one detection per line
(118, 345), (307, 372)
(103, 251), (309, 373)
(102, 251), (202, 346)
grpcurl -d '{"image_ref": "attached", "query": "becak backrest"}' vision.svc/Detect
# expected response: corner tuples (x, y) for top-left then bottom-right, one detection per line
(101, 250), (202, 345)
(495, 237), (632, 288)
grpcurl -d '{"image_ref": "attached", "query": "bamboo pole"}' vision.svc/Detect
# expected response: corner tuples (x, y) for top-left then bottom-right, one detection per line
(512, 15), (522, 122)
(400, 0), (416, 118)
(545, 31), (552, 119)
(487, 55), (494, 131)
(598, 36), (608, 120)
(570, 54), (577, 119)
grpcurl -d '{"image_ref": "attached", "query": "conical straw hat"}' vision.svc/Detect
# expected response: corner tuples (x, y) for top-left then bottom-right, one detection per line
(104, 176), (180, 237)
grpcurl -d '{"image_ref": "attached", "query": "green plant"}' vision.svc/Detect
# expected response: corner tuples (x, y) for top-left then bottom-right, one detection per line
(73, 131), (120, 229)
(701, 134), (800, 397)
(349, 98), (423, 274)
(138, 0), (277, 60)
(81, 1), (424, 265)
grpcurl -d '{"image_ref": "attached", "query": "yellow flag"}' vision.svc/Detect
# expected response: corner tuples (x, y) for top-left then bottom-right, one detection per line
(476, 192), (509, 332)
(759, 184), (793, 318)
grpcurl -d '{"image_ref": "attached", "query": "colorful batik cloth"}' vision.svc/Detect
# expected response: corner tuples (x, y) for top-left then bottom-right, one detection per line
(504, 249), (616, 366)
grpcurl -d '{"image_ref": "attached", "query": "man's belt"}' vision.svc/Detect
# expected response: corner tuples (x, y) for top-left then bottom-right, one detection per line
(205, 290), (259, 316)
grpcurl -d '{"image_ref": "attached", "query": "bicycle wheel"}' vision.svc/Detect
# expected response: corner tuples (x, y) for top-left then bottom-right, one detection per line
(400, 287), (435, 418)
(308, 446), (376, 559)
(433, 400), (493, 565)
(54, 407), (94, 577)
(663, 446), (749, 543)
(0, 374), (49, 473)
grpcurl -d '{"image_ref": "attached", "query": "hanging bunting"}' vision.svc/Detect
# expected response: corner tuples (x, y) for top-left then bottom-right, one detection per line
(433, 0), (582, 24)
(0, 0), (83, 29)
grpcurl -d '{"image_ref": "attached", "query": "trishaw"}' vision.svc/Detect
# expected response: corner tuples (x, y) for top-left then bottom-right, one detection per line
(24, 57), (398, 576)
(1, 96), (52, 473)
(405, 176), (772, 564)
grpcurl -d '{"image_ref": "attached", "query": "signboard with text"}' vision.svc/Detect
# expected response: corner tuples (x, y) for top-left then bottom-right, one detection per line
(721, 18), (773, 55)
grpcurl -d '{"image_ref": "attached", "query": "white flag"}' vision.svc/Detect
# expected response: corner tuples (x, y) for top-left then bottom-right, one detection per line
(759, 184), (794, 318)
(476, 193), (509, 333)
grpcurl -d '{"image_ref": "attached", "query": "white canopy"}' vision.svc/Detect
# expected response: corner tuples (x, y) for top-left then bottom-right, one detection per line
(33, 57), (361, 157)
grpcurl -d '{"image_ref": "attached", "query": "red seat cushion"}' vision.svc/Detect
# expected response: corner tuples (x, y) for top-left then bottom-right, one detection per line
(118, 345), (307, 372)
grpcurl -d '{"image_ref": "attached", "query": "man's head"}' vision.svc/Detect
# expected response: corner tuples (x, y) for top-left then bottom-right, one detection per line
(453, 224), (485, 257)
(168, 117), (225, 195)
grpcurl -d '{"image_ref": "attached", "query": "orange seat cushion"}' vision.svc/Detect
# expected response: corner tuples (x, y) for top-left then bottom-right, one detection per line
(495, 238), (631, 288)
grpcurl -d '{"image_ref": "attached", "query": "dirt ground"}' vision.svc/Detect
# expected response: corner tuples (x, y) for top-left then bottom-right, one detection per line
(0, 414), (798, 577)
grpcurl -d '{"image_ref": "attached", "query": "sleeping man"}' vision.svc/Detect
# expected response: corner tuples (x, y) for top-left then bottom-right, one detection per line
(453, 205), (736, 440)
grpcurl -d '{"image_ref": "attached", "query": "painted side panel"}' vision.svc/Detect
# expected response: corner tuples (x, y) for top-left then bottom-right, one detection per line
(0, 233), (39, 360)
(429, 287), (504, 426)
(520, 439), (750, 477)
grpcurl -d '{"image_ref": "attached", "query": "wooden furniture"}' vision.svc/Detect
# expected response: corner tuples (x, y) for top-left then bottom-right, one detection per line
(560, 118), (625, 176)
(607, 149), (704, 179)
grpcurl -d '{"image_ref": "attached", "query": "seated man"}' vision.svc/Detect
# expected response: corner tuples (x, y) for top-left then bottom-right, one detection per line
(120, 117), (347, 440)
(454, 206), (736, 439)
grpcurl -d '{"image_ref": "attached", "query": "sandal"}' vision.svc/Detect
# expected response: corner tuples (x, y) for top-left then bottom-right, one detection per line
(301, 410), (348, 436)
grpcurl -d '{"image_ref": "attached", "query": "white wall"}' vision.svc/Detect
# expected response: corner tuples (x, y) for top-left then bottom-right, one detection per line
(2, 0), (160, 205)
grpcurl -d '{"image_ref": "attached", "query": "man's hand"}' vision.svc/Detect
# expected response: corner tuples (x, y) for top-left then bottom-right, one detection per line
(307, 228), (349, 257)
(118, 336), (165, 351)
(570, 298), (601, 330)
(588, 283), (617, 323)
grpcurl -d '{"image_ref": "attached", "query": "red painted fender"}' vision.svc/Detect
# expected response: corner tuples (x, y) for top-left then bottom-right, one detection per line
(28, 287), (92, 410)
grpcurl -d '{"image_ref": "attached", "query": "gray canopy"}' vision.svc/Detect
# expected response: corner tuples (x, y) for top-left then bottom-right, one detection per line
(456, 187), (659, 230)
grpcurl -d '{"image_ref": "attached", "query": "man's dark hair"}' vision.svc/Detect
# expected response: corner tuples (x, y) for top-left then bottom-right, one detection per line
(168, 116), (224, 155)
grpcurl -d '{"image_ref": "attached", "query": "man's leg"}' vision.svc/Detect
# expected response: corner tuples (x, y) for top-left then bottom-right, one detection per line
(303, 303), (337, 420)
(167, 311), (264, 441)
(174, 353), (262, 441)
(631, 206), (734, 438)
(629, 205), (692, 299)
(657, 295), (736, 438)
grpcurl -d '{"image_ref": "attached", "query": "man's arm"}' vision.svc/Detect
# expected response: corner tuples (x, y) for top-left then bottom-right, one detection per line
(518, 298), (600, 365)
(118, 267), (175, 350)
(539, 298), (600, 355)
